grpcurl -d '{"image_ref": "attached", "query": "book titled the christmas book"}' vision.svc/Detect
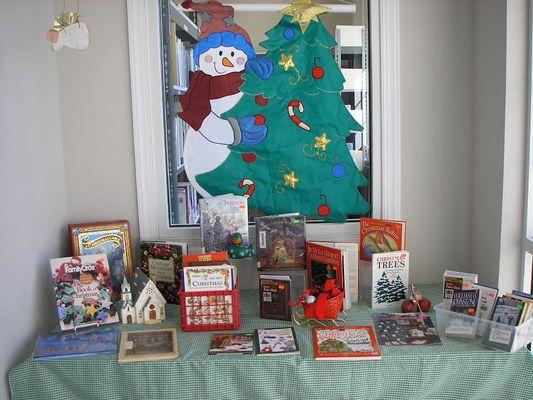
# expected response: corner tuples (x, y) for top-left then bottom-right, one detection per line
(209, 333), (254, 355)
(371, 251), (409, 309)
(313, 326), (381, 361)
(255, 214), (306, 270)
(199, 194), (248, 253)
(255, 327), (300, 356)
(373, 313), (441, 346)
(359, 218), (406, 262)
(140, 241), (188, 304)
(50, 255), (119, 330)
(259, 274), (291, 321)
(33, 328), (117, 360)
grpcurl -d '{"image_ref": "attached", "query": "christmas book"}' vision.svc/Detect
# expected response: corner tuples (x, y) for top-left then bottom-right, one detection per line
(255, 214), (306, 270)
(118, 328), (179, 363)
(259, 274), (291, 321)
(50, 255), (119, 330)
(255, 327), (300, 356)
(371, 251), (409, 310)
(199, 194), (248, 253)
(306, 241), (344, 298)
(359, 218), (406, 262)
(140, 241), (188, 304)
(313, 241), (358, 307)
(182, 264), (235, 292)
(482, 296), (525, 351)
(33, 328), (117, 360)
(373, 313), (441, 346)
(442, 270), (478, 299)
(313, 326), (381, 361)
(209, 333), (254, 355)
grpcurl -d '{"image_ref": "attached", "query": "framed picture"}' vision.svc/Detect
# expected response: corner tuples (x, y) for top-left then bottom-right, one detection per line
(118, 328), (179, 363)
(69, 220), (133, 299)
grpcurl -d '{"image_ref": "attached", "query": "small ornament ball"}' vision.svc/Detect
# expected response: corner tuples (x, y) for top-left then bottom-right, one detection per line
(312, 66), (325, 80)
(255, 94), (268, 106)
(318, 204), (330, 217)
(242, 153), (257, 163)
(332, 163), (346, 178)
(305, 295), (316, 304)
(283, 28), (296, 40)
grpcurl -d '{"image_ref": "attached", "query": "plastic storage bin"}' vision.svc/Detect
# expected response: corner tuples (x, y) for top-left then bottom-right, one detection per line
(434, 301), (533, 353)
(179, 285), (240, 332)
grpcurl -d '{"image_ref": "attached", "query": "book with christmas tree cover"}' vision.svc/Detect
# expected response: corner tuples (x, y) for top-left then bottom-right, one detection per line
(482, 296), (525, 351)
(199, 194), (248, 253)
(255, 214), (306, 270)
(306, 242), (346, 309)
(33, 328), (117, 360)
(359, 218), (406, 262)
(50, 255), (119, 330)
(371, 251), (409, 310)
(255, 327), (299, 356)
(140, 241), (188, 304)
(373, 313), (441, 346)
(313, 326), (381, 360)
(209, 333), (254, 355)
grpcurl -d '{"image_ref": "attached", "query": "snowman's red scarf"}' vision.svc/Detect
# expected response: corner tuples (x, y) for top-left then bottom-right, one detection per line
(178, 70), (244, 131)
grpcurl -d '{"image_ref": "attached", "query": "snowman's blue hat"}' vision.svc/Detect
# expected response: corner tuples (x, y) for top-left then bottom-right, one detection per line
(194, 31), (255, 66)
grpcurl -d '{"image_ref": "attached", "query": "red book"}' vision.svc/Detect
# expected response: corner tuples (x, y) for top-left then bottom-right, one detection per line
(313, 326), (382, 360)
(359, 217), (406, 262)
(182, 252), (228, 266)
(306, 242), (343, 291)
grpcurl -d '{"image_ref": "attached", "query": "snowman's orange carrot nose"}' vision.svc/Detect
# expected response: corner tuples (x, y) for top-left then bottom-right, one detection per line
(222, 57), (234, 68)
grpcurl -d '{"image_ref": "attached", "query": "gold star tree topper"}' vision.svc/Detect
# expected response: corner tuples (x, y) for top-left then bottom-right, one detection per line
(281, 0), (331, 33)
(284, 171), (300, 188)
(314, 133), (331, 151)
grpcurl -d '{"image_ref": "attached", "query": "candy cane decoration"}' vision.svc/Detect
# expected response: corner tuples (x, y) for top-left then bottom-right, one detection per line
(239, 178), (256, 198)
(288, 99), (311, 131)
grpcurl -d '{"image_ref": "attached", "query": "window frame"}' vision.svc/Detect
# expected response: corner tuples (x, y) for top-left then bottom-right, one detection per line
(127, 0), (401, 245)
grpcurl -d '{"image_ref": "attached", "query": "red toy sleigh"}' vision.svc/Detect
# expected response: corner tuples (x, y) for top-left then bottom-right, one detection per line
(290, 279), (344, 322)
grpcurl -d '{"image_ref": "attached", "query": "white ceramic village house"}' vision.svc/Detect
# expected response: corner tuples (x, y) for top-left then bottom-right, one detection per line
(120, 268), (166, 324)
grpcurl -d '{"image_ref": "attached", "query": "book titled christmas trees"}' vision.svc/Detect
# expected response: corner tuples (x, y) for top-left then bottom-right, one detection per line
(371, 251), (409, 309)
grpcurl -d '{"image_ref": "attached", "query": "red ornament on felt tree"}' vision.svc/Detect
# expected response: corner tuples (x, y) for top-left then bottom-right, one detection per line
(317, 195), (331, 217)
(242, 153), (257, 163)
(312, 57), (324, 80)
(255, 94), (269, 106)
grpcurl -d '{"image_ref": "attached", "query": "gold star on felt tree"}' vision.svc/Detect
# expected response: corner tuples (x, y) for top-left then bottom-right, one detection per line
(284, 171), (300, 189)
(314, 133), (331, 151)
(281, 0), (331, 33)
(279, 53), (296, 71)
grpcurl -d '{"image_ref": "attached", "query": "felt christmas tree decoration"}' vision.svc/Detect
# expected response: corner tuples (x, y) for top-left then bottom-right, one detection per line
(195, 0), (370, 222)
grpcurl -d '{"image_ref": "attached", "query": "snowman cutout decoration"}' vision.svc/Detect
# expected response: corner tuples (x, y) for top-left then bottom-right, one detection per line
(178, 0), (273, 198)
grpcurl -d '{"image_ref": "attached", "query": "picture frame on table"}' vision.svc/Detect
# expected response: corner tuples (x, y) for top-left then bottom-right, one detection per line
(69, 220), (134, 299)
(118, 328), (179, 363)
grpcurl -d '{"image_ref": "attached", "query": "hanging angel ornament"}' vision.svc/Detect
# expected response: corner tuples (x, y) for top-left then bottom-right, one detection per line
(46, 8), (90, 51)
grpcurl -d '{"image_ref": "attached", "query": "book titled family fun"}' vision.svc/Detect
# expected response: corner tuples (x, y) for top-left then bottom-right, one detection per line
(371, 251), (409, 309)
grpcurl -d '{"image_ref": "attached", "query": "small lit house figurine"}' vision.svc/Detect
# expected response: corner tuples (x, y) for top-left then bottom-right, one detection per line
(120, 268), (166, 324)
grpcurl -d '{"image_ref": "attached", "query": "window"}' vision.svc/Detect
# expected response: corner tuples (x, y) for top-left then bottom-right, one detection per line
(127, 0), (401, 242)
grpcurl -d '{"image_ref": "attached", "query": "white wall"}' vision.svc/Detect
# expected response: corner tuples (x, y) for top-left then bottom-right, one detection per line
(55, 0), (140, 249)
(400, 0), (474, 283)
(0, 1), (69, 399)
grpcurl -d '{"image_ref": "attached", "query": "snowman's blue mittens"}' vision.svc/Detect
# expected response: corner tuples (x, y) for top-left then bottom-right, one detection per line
(245, 56), (274, 80)
(238, 115), (267, 146)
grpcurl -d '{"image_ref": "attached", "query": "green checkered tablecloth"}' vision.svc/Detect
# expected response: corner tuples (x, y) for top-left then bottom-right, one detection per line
(9, 284), (533, 400)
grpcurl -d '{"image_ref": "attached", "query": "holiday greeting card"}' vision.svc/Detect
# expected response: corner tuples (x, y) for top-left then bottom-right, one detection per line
(199, 194), (248, 253)
(371, 251), (409, 309)
(50, 255), (119, 330)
